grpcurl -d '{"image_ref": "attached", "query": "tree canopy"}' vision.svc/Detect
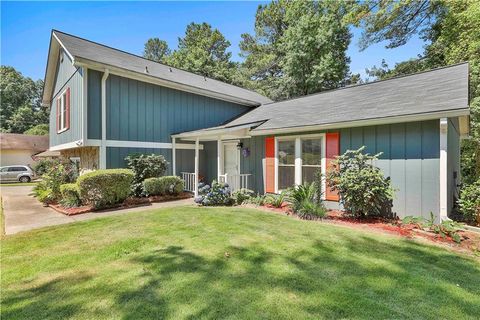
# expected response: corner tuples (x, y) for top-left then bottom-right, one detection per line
(165, 22), (237, 83)
(239, 0), (355, 100)
(0, 66), (48, 133)
(143, 38), (171, 63)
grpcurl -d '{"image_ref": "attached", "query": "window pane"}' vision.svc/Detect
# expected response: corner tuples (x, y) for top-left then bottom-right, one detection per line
(279, 166), (295, 190)
(302, 166), (321, 185)
(278, 140), (295, 165)
(302, 138), (322, 165)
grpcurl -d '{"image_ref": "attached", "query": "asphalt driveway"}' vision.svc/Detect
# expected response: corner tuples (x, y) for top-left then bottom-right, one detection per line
(1, 185), (193, 235)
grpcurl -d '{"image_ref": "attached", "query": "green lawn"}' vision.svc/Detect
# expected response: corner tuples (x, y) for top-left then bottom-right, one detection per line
(1, 206), (479, 319)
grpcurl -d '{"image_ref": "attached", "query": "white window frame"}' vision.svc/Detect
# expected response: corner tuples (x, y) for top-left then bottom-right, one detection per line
(57, 89), (68, 133)
(275, 133), (326, 198)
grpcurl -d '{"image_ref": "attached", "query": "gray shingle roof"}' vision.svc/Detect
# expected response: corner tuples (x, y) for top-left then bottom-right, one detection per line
(226, 63), (470, 131)
(53, 30), (272, 106)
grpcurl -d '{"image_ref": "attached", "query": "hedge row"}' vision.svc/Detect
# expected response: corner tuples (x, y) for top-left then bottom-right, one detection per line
(143, 176), (184, 196)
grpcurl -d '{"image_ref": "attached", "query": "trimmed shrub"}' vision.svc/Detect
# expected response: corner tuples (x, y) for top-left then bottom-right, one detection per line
(77, 169), (134, 209)
(60, 183), (81, 208)
(327, 147), (394, 218)
(143, 176), (185, 196)
(458, 178), (480, 225)
(125, 154), (169, 196)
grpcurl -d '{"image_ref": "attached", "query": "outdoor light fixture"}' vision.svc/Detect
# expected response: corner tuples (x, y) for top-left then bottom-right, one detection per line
(236, 142), (243, 150)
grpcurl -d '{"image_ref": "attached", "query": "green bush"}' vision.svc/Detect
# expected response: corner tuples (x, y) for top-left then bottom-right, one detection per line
(125, 154), (169, 196)
(327, 147), (394, 218)
(33, 158), (78, 180)
(32, 160), (78, 203)
(266, 191), (287, 208)
(246, 194), (267, 206)
(77, 169), (134, 209)
(143, 176), (184, 196)
(287, 183), (316, 212)
(24, 124), (49, 135)
(458, 179), (480, 225)
(60, 183), (81, 208)
(296, 200), (327, 220)
(232, 188), (255, 205)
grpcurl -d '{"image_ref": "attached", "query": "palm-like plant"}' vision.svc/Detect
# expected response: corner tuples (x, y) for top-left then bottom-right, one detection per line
(266, 191), (287, 208)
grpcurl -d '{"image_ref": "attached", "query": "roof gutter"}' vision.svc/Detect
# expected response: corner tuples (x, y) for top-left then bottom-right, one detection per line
(249, 108), (470, 136)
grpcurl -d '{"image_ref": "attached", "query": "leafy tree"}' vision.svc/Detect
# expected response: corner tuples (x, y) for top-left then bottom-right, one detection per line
(24, 123), (49, 135)
(143, 38), (171, 63)
(1, 66), (47, 133)
(240, 0), (354, 100)
(166, 22), (236, 83)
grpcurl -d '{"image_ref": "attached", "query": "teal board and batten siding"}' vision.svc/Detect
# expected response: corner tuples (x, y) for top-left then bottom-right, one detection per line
(240, 120), (442, 219)
(340, 121), (440, 219)
(87, 71), (250, 142)
(106, 147), (208, 178)
(49, 50), (83, 147)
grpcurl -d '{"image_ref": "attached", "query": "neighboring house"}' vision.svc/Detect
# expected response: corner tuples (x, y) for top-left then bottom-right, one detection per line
(43, 30), (470, 222)
(0, 133), (49, 167)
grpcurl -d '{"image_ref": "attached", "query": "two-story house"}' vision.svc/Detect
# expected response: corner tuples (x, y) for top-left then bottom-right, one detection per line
(43, 30), (470, 222)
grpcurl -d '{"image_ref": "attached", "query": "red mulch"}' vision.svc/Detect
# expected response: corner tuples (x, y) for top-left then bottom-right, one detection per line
(251, 205), (480, 255)
(49, 192), (192, 216)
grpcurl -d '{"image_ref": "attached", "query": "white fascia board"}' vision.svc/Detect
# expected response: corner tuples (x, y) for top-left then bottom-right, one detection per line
(75, 59), (260, 107)
(86, 139), (204, 150)
(52, 32), (75, 62)
(49, 140), (84, 151)
(250, 109), (470, 136)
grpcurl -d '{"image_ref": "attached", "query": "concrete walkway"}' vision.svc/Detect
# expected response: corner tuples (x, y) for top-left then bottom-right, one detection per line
(1, 185), (193, 235)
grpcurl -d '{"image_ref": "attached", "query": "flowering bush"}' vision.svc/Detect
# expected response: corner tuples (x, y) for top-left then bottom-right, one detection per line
(194, 181), (234, 206)
(33, 160), (78, 204)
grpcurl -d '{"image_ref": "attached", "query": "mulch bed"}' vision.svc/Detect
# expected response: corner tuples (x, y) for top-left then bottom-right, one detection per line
(49, 192), (192, 216)
(246, 204), (480, 255)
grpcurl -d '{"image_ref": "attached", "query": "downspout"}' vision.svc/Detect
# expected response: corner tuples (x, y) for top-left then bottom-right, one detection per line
(100, 69), (110, 169)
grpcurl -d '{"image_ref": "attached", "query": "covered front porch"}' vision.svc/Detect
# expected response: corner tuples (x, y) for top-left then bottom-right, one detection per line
(172, 122), (264, 197)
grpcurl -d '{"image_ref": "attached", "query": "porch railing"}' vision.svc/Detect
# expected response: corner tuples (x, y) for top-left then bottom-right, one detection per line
(181, 172), (196, 193)
(219, 174), (252, 192)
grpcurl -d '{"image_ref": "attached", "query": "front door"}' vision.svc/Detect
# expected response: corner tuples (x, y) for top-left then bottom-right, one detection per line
(223, 142), (240, 190)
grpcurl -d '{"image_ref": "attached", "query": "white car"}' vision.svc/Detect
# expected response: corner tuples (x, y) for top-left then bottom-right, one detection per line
(0, 165), (36, 183)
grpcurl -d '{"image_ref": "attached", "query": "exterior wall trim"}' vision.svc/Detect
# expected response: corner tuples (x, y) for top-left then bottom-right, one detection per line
(52, 32), (75, 62)
(87, 139), (204, 150)
(439, 118), (448, 222)
(250, 109), (469, 136)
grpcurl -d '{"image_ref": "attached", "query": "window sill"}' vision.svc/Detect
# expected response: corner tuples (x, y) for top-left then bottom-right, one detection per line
(57, 127), (69, 134)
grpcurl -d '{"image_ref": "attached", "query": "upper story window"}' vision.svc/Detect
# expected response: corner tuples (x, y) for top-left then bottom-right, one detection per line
(56, 88), (70, 133)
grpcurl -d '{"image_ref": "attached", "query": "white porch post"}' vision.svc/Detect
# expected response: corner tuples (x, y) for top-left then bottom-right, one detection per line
(294, 137), (302, 186)
(217, 137), (222, 181)
(439, 118), (448, 222)
(194, 137), (200, 197)
(172, 137), (176, 176)
(99, 69), (109, 169)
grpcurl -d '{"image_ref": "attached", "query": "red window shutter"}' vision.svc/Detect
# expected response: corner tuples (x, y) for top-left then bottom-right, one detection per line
(265, 136), (275, 193)
(325, 132), (340, 201)
(65, 88), (71, 130)
(56, 98), (60, 133)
